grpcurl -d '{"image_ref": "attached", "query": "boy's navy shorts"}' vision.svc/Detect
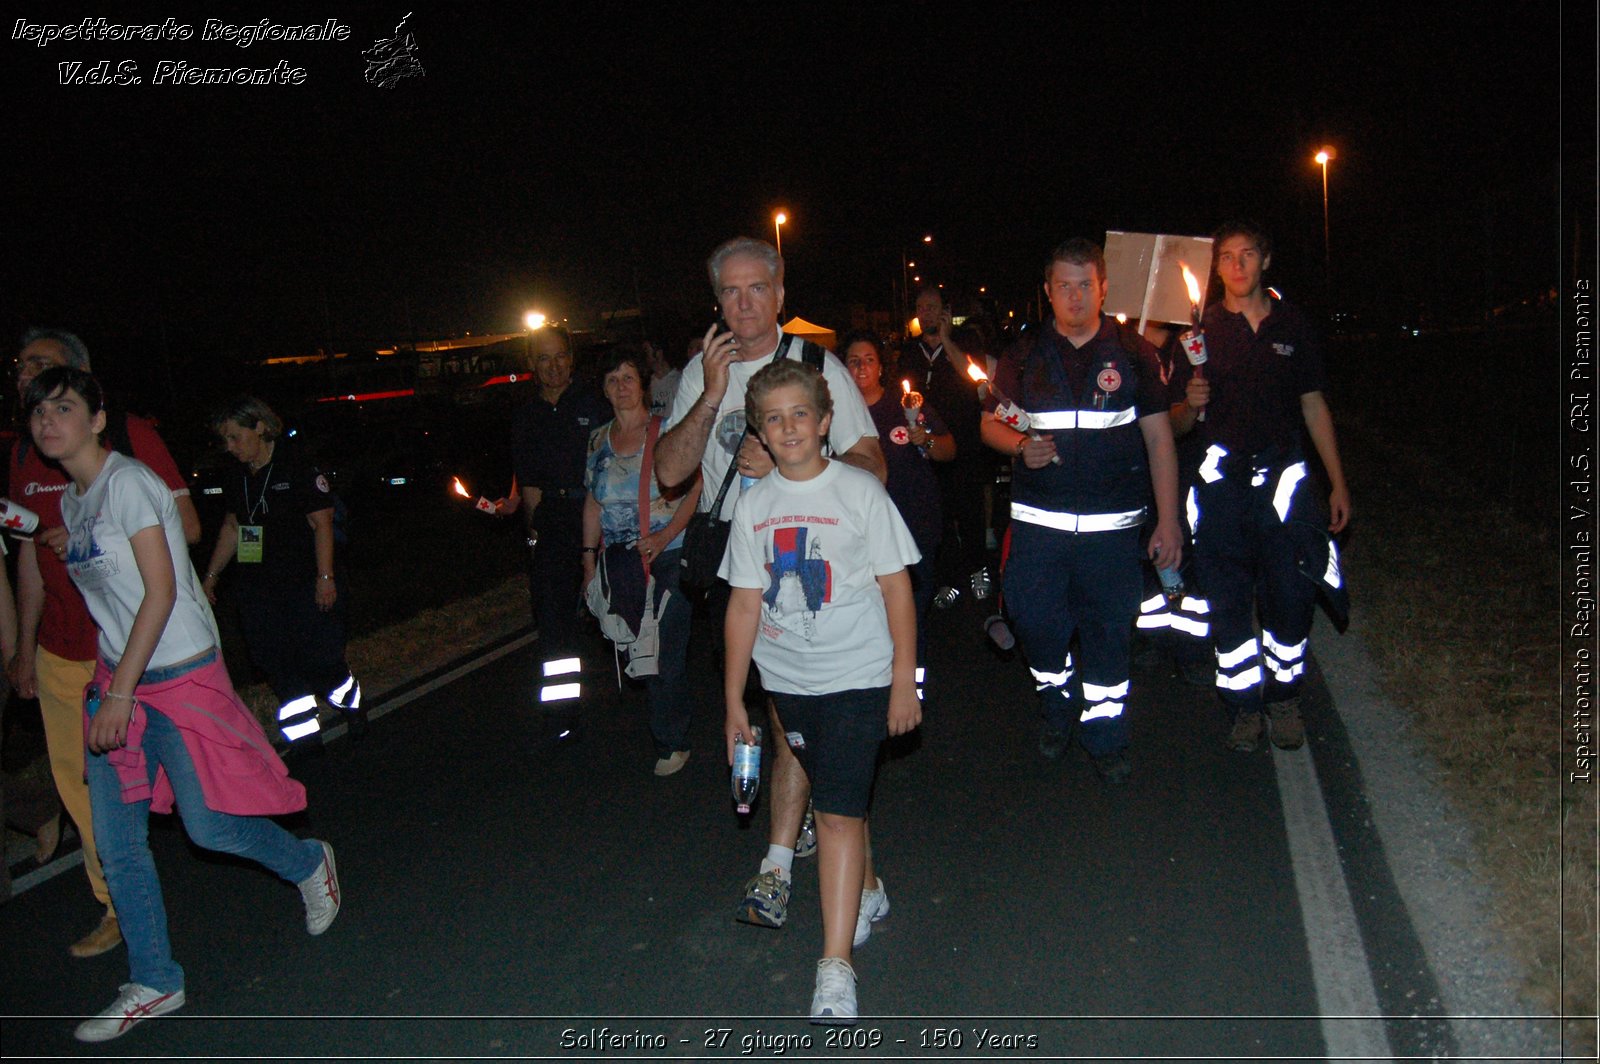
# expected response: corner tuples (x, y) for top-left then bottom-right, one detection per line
(769, 686), (888, 819)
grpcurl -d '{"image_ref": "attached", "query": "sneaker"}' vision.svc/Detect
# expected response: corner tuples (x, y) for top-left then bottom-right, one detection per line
(653, 750), (690, 776)
(970, 567), (993, 600)
(1038, 727), (1069, 761)
(735, 868), (790, 928)
(795, 802), (817, 859)
(68, 910), (122, 958)
(1092, 750), (1132, 785)
(932, 586), (960, 609)
(1268, 698), (1306, 750)
(1228, 711), (1264, 752)
(74, 983), (185, 1043)
(854, 877), (890, 947)
(297, 840), (341, 935)
(809, 957), (858, 1025)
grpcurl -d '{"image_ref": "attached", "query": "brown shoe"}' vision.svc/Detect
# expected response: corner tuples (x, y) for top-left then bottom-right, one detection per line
(1227, 711), (1264, 752)
(1268, 698), (1306, 750)
(70, 911), (122, 958)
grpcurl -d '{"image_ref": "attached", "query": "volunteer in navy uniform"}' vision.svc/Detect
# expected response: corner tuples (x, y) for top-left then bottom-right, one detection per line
(202, 397), (360, 744)
(511, 326), (609, 702)
(1168, 220), (1350, 752)
(981, 238), (1183, 783)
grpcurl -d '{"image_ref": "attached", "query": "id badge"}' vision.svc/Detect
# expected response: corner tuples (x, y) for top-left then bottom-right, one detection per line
(237, 524), (265, 563)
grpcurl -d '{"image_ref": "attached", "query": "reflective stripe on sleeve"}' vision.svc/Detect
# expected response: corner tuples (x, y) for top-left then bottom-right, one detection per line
(1011, 502), (1146, 533)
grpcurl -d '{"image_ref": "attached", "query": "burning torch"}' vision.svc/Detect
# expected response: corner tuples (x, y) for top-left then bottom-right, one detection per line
(966, 360), (1060, 465)
(0, 498), (40, 535)
(1178, 262), (1208, 423)
(452, 476), (498, 514)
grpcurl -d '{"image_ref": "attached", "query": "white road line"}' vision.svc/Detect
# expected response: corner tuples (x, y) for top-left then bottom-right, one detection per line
(1274, 742), (1395, 1061)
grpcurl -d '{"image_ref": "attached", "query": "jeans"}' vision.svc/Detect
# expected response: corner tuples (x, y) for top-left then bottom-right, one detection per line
(86, 701), (324, 993)
(647, 549), (693, 757)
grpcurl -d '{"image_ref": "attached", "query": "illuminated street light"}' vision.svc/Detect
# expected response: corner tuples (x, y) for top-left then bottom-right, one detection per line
(524, 310), (547, 331)
(774, 211), (788, 256)
(1314, 146), (1335, 293)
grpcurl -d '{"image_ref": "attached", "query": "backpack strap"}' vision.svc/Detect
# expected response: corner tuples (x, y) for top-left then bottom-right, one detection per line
(638, 416), (661, 575)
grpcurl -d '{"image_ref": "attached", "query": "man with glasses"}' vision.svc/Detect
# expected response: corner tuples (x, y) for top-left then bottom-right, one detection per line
(1168, 221), (1350, 752)
(8, 328), (199, 957)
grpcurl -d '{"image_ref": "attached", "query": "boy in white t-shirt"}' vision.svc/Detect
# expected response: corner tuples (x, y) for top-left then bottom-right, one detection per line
(720, 360), (922, 1024)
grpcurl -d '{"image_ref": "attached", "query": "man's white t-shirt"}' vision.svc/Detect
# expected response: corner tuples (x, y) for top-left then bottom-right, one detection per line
(61, 451), (220, 668)
(719, 460), (920, 696)
(664, 335), (877, 520)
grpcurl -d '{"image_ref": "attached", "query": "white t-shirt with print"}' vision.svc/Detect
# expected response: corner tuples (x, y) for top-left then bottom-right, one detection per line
(61, 452), (220, 668)
(664, 336), (878, 521)
(719, 459), (920, 696)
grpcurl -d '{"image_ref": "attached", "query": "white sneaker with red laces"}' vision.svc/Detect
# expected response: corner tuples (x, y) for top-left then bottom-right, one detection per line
(298, 840), (341, 935)
(74, 983), (185, 1042)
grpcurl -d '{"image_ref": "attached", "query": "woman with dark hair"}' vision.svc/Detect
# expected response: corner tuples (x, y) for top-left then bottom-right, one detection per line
(581, 347), (701, 774)
(840, 330), (953, 669)
(24, 367), (338, 1043)
(200, 397), (360, 745)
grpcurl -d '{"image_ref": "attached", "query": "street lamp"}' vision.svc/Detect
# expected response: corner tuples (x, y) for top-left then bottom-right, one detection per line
(774, 211), (787, 257)
(1314, 147), (1335, 293)
(899, 234), (933, 328)
(524, 310), (547, 331)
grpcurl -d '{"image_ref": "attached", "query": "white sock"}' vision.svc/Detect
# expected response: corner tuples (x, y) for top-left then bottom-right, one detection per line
(762, 846), (795, 878)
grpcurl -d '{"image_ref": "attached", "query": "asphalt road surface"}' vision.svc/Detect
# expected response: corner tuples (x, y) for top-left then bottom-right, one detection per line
(0, 592), (1562, 1060)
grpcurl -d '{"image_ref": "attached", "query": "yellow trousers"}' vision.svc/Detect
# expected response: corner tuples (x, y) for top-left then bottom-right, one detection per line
(37, 647), (110, 911)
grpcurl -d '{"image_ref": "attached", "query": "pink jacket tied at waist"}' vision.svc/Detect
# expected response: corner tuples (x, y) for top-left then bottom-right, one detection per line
(85, 656), (307, 817)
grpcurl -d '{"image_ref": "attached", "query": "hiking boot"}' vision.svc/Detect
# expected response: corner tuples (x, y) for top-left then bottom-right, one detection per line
(795, 802), (817, 859)
(735, 868), (790, 928)
(854, 877), (890, 948)
(74, 983), (185, 1043)
(1228, 711), (1264, 752)
(810, 957), (858, 1025)
(297, 840), (341, 935)
(1038, 727), (1069, 761)
(1268, 698), (1306, 750)
(69, 910), (122, 958)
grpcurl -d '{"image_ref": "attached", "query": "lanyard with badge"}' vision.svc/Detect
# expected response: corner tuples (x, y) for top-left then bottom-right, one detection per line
(238, 463), (272, 563)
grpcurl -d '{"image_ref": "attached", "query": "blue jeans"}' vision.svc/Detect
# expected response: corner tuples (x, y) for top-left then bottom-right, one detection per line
(86, 701), (324, 992)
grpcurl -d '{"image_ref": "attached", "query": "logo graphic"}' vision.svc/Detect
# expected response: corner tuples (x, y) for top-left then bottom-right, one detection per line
(315, 474), (331, 493)
(1096, 367), (1123, 393)
(889, 425), (911, 446)
(762, 526), (832, 642)
(363, 12), (424, 89)
(1272, 342), (1295, 357)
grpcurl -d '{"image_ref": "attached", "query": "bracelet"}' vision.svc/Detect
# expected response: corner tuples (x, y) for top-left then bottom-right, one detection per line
(204, 570), (220, 580)
(580, 546), (598, 554)
(318, 574), (334, 581)
(1013, 436), (1027, 458)
(103, 692), (137, 703)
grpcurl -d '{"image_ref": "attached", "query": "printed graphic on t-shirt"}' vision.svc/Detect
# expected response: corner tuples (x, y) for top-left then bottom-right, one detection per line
(760, 524), (833, 642)
(717, 410), (746, 458)
(65, 514), (118, 582)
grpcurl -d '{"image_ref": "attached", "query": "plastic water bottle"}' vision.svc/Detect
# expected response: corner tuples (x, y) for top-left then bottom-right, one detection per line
(1158, 566), (1185, 603)
(732, 726), (763, 814)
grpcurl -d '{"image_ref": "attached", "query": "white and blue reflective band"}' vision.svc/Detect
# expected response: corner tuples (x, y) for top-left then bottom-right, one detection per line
(1029, 408), (1138, 430)
(1010, 503), (1146, 533)
(1272, 462), (1309, 521)
(542, 657), (581, 677)
(539, 683), (582, 702)
(1198, 444), (1229, 484)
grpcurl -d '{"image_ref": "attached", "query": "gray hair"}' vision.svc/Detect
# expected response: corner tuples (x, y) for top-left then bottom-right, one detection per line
(20, 327), (91, 370)
(707, 237), (783, 292)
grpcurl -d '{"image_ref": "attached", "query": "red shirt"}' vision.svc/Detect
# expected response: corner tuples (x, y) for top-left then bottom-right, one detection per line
(10, 415), (189, 661)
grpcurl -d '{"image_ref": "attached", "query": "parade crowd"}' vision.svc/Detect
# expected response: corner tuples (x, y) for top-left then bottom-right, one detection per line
(5, 220), (1348, 1036)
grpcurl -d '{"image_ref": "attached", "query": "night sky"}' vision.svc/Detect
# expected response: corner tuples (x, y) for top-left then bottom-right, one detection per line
(5, 2), (1576, 392)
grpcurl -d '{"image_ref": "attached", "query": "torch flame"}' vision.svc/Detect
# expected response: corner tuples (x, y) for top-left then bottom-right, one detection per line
(901, 379), (911, 395)
(1179, 262), (1203, 308)
(452, 477), (470, 498)
(966, 360), (988, 384)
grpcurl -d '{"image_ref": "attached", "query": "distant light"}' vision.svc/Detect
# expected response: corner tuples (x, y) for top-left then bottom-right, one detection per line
(388, 477), (408, 486)
(979, 286), (987, 293)
(775, 211), (787, 225)
(525, 311), (547, 331)
(922, 234), (933, 243)
(1411, 328), (1421, 336)
(1315, 147), (1335, 166)
(287, 428), (298, 437)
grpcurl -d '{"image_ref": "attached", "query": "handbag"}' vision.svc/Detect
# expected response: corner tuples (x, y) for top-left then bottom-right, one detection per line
(679, 446), (740, 592)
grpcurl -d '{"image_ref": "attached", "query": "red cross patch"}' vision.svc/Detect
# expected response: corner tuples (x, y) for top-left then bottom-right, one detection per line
(1096, 367), (1122, 392)
(889, 425), (911, 445)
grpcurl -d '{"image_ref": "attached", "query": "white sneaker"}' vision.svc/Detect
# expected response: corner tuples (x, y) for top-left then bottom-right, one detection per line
(809, 957), (858, 1024)
(74, 983), (185, 1042)
(297, 840), (341, 935)
(853, 877), (890, 947)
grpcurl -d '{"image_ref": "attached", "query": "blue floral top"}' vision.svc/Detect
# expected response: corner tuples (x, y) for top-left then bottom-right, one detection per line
(585, 419), (686, 550)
